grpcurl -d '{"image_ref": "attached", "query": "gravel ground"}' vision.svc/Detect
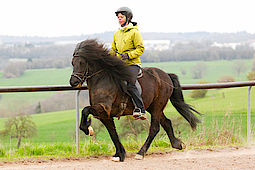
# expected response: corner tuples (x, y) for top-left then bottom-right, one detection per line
(1, 146), (255, 170)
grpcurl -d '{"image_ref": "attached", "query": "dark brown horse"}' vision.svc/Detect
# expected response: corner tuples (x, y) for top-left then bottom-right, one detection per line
(69, 39), (201, 162)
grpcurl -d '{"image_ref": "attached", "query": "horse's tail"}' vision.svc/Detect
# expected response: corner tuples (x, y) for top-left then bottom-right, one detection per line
(168, 73), (201, 130)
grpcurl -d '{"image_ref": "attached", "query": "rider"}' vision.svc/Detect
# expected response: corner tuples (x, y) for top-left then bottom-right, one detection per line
(110, 7), (147, 120)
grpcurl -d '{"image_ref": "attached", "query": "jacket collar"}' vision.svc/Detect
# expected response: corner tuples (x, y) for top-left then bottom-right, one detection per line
(119, 23), (135, 32)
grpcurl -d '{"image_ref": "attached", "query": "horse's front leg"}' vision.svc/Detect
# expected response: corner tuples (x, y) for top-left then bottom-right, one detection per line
(100, 118), (126, 162)
(80, 106), (91, 135)
(80, 104), (105, 135)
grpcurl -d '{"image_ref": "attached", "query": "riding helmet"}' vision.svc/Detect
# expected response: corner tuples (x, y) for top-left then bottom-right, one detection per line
(115, 7), (133, 23)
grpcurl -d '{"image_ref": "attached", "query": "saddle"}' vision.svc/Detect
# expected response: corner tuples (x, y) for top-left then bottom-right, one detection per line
(120, 68), (143, 95)
(117, 68), (143, 118)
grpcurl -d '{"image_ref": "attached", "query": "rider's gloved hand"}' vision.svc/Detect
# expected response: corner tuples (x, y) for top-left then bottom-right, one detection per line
(121, 53), (129, 60)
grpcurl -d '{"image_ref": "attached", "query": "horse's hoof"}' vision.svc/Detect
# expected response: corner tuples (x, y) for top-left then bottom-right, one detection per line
(134, 154), (144, 160)
(181, 142), (186, 149)
(111, 157), (120, 162)
(88, 126), (94, 136)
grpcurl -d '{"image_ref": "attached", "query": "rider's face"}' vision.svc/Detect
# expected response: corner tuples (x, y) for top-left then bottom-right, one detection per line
(117, 13), (126, 26)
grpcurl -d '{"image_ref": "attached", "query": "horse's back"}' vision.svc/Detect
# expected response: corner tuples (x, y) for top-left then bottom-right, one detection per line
(141, 67), (172, 84)
(139, 67), (174, 110)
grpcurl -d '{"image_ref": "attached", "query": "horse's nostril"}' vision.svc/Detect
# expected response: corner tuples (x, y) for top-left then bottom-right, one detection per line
(70, 77), (79, 87)
(73, 82), (79, 87)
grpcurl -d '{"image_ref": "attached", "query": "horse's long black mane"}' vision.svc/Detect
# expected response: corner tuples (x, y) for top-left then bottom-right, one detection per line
(77, 39), (133, 88)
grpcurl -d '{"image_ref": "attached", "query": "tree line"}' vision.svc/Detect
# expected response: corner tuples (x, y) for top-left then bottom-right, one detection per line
(141, 42), (254, 62)
(0, 40), (254, 78)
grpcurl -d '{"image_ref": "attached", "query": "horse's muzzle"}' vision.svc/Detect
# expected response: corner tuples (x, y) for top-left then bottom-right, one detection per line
(69, 76), (82, 88)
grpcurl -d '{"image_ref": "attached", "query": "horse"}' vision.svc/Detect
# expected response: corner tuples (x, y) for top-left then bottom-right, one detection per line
(69, 39), (201, 162)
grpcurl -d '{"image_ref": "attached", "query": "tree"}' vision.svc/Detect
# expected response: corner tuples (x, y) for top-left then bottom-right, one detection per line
(191, 62), (207, 79)
(232, 60), (247, 77)
(247, 71), (255, 80)
(3, 63), (26, 78)
(4, 114), (37, 148)
(35, 102), (42, 113)
(252, 53), (255, 71)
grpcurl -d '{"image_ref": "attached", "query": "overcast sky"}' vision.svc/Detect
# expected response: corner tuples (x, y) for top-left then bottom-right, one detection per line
(0, 0), (254, 37)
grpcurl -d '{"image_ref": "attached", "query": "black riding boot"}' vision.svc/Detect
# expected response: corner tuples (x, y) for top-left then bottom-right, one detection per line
(127, 82), (145, 112)
(127, 65), (147, 120)
(127, 82), (147, 120)
(127, 65), (146, 120)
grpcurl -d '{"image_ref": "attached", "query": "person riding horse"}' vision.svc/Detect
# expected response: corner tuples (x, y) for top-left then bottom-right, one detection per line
(109, 7), (146, 120)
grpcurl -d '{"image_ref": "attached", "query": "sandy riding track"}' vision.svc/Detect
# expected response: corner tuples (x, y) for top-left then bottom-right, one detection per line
(1, 146), (255, 170)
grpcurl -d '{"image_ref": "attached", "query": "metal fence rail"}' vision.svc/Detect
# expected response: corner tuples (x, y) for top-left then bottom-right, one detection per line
(0, 80), (254, 153)
(1, 81), (255, 92)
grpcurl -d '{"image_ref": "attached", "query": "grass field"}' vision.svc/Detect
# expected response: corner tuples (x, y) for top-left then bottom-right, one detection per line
(0, 59), (253, 114)
(0, 59), (254, 159)
(0, 85), (254, 159)
(0, 86), (254, 143)
(0, 68), (74, 114)
(0, 68), (72, 86)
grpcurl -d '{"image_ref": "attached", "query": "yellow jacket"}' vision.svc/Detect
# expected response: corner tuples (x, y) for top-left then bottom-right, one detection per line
(110, 23), (145, 66)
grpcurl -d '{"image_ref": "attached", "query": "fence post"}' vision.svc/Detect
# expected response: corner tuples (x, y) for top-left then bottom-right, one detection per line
(75, 90), (81, 154)
(247, 86), (252, 144)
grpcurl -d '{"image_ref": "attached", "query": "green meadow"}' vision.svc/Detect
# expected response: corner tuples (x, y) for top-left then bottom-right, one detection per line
(0, 59), (252, 113)
(0, 59), (254, 159)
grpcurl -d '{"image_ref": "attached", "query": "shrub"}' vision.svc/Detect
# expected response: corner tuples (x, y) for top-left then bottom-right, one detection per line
(190, 89), (208, 98)
(180, 68), (186, 76)
(3, 63), (26, 78)
(247, 71), (255, 80)
(119, 116), (150, 140)
(217, 75), (235, 83)
(0, 146), (5, 157)
(190, 81), (208, 98)
(191, 62), (207, 79)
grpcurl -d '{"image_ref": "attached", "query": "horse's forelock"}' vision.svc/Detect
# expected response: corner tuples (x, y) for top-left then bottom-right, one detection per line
(78, 39), (107, 59)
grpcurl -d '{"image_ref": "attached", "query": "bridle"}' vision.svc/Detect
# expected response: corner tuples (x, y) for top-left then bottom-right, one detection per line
(71, 57), (89, 83)
(71, 56), (104, 84)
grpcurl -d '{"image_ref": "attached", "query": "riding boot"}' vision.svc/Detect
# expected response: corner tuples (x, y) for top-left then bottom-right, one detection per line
(127, 82), (147, 120)
(127, 65), (147, 120)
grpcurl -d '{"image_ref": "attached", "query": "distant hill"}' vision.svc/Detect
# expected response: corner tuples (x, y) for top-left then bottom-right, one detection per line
(1, 31), (255, 44)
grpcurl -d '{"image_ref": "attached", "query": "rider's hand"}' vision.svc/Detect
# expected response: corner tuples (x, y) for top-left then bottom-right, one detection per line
(121, 53), (129, 60)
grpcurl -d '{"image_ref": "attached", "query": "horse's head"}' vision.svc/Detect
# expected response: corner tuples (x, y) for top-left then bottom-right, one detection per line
(69, 43), (88, 88)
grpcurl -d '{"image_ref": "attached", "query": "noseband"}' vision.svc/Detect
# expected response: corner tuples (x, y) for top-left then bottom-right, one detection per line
(71, 60), (89, 84)
(71, 57), (103, 84)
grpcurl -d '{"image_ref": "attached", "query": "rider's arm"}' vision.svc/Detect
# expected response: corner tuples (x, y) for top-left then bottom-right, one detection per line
(127, 30), (145, 60)
(109, 33), (117, 56)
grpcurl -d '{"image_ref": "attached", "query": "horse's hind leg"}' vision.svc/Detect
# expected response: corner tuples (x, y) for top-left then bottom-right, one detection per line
(136, 114), (160, 158)
(160, 113), (185, 150)
(99, 118), (126, 162)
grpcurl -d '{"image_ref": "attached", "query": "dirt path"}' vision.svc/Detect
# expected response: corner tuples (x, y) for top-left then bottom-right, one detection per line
(1, 146), (255, 170)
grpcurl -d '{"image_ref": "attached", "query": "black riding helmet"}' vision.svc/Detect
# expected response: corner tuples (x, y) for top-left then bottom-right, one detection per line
(115, 7), (133, 27)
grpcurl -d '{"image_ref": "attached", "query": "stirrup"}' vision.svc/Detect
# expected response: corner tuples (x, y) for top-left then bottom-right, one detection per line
(133, 108), (147, 120)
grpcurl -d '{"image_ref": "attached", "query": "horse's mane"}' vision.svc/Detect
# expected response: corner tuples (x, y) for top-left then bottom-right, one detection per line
(77, 39), (133, 89)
